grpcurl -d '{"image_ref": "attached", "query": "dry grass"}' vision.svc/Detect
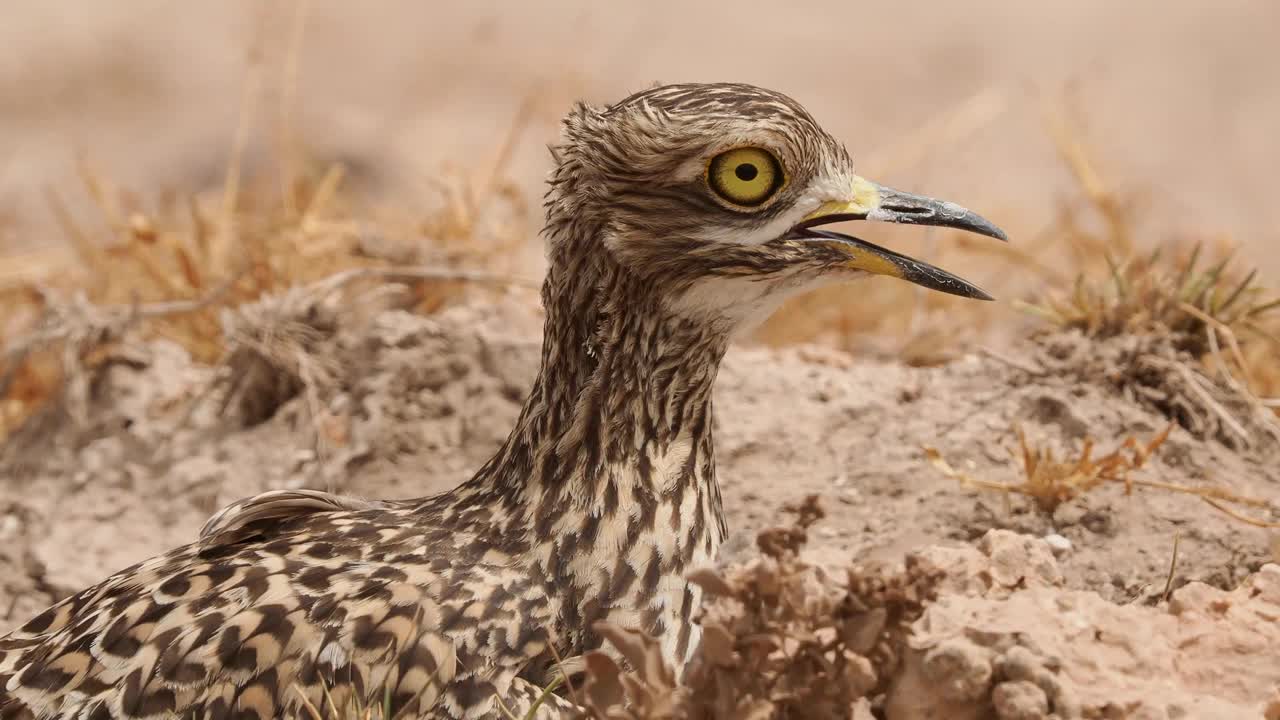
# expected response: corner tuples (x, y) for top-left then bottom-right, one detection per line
(295, 683), (393, 720)
(4, 68), (1278, 443)
(0, 85), (1017, 435)
(1021, 241), (1280, 447)
(925, 104), (1279, 453)
(1027, 106), (1280, 414)
(0, 158), (535, 441)
(0, 0), (542, 442)
(1020, 241), (1280, 414)
(0, 28), (539, 443)
(925, 424), (1280, 528)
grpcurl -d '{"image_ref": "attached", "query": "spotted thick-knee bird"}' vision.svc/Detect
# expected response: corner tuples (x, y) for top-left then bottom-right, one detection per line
(0, 82), (1006, 719)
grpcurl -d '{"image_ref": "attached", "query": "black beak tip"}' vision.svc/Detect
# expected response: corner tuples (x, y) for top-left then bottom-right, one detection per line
(969, 215), (1008, 243)
(935, 277), (996, 302)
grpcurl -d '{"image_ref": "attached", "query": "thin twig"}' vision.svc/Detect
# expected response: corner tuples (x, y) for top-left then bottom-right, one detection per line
(477, 93), (538, 209)
(1178, 301), (1254, 392)
(278, 0), (312, 220)
(45, 189), (108, 292)
(213, 33), (266, 277)
(0, 277), (238, 401)
(301, 164), (347, 230)
(978, 346), (1046, 377)
(293, 684), (325, 720)
(521, 675), (565, 720)
(1127, 478), (1272, 509)
(1172, 361), (1251, 445)
(545, 637), (583, 707)
(1201, 497), (1280, 528)
(310, 266), (541, 298)
(1161, 532), (1181, 602)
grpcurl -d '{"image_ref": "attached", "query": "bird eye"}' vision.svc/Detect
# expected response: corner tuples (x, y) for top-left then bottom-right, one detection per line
(706, 147), (784, 208)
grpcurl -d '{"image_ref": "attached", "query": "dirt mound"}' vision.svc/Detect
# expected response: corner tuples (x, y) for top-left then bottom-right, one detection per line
(893, 530), (1280, 718)
(579, 521), (1280, 718)
(1, 294), (1277, 714)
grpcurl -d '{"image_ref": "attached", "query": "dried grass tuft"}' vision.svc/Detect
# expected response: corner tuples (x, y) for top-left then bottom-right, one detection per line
(294, 681), (393, 720)
(0, 90), (537, 445)
(1005, 107), (1280, 446)
(0, 0), (547, 443)
(925, 424), (1280, 528)
(1020, 241), (1280, 428)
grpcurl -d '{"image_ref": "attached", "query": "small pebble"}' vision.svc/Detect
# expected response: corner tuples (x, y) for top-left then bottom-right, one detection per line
(1043, 533), (1072, 556)
(922, 638), (993, 702)
(993, 680), (1050, 720)
(0, 514), (21, 540)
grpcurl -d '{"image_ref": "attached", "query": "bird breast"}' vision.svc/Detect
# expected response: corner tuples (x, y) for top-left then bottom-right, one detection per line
(534, 435), (720, 671)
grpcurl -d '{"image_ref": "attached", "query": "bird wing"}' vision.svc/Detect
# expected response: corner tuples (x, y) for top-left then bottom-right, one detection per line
(197, 488), (392, 549)
(0, 492), (549, 719)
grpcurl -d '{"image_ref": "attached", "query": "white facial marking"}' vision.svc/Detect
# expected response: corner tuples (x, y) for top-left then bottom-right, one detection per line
(700, 170), (856, 247)
(665, 267), (817, 332)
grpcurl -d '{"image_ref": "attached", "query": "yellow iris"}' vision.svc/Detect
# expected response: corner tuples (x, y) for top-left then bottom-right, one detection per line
(707, 147), (783, 208)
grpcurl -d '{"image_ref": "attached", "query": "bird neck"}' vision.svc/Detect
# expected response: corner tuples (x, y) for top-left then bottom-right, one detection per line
(467, 230), (728, 538)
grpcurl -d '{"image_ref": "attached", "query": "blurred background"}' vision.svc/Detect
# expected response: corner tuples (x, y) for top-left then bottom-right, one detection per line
(3, 1), (1278, 243)
(1, 0), (1277, 351)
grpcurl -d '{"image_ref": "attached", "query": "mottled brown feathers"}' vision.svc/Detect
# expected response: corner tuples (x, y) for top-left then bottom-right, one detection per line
(198, 489), (392, 550)
(2, 498), (569, 718)
(1, 82), (854, 718)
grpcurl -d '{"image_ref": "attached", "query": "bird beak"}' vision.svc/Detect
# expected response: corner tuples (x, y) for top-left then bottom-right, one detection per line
(790, 175), (1007, 300)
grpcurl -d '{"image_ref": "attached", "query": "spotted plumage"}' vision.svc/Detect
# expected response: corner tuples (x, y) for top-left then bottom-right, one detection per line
(1, 83), (1006, 718)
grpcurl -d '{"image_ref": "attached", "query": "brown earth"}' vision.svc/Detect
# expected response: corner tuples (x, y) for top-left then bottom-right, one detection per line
(1, 293), (1276, 716)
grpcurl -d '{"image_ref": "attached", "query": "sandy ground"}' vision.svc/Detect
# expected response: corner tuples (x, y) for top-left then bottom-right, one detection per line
(2, 294), (1277, 715)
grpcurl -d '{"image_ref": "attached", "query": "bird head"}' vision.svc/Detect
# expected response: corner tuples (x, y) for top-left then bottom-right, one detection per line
(543, 83), (1007, 329)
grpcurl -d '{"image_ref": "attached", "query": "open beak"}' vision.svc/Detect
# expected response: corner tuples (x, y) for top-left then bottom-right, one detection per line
(790, 176), (1007, 300)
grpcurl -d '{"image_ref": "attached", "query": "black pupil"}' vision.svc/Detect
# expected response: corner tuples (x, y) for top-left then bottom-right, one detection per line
(734, 163), (759, 182)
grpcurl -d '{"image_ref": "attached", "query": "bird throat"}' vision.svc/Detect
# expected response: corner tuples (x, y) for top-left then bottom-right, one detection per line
(479, 249), (729, 529)
(454, 236), (731, 666)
